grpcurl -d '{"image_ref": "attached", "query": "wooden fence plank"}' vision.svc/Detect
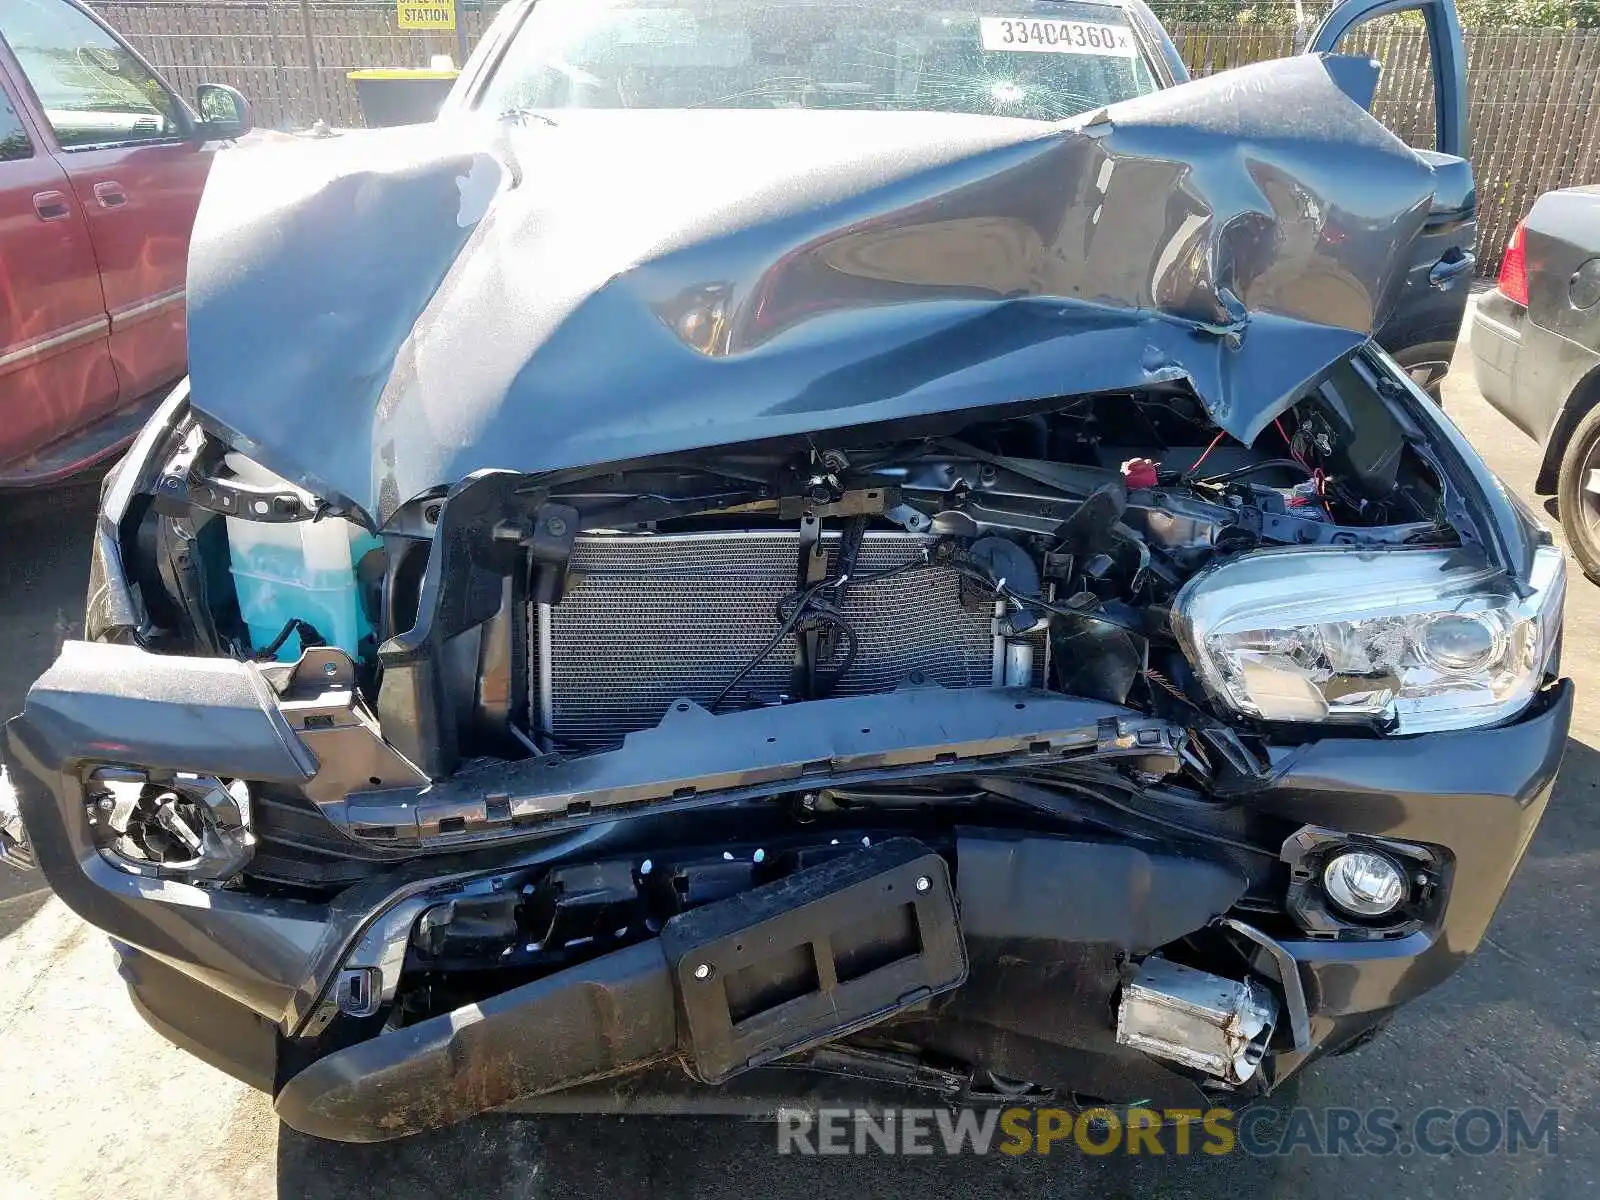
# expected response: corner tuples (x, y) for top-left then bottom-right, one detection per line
(1565, 34), (1600, 199)
(1524, 34), (1581, 240)
(1495, 31), (1547, 268)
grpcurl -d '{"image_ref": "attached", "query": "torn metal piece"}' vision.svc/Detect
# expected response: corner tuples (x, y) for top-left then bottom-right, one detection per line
(1117, 956), (1278, 1085)
(1218, 916), (1313, 1054)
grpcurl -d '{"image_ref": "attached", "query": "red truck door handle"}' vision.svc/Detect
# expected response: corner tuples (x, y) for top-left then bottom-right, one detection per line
(32, 190), (70, 221)
(93, 181), (127, 208)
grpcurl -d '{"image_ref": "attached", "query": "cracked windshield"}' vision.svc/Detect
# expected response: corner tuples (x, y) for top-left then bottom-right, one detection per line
(480, 0), (1162, 120)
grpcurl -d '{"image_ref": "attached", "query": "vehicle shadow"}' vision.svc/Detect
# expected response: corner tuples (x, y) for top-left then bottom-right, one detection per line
(273, 1110), (1298, 1200)
(1523, 736), (1600, 863)
(0, 472), (101, 725)
(274, 1083), (1582, 1199)
(0, 881), (52, 940)
(0, 473), (103, 944)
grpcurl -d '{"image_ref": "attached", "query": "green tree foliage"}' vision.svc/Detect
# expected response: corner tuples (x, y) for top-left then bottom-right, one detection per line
(1457, 0), (1600, 25)
(1150, 0), (1600, 26)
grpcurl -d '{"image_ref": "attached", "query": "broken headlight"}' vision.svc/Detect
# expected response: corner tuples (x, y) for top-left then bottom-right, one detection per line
(1173, 545), (1564, 733)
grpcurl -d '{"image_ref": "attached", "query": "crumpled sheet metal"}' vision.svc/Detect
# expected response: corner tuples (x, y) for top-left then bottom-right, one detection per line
(185, 54), (1437, 525)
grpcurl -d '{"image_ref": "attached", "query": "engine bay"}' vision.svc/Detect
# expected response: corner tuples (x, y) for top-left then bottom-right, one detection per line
(128, 351), (1468, 773)
(449, 357), (1459, 757)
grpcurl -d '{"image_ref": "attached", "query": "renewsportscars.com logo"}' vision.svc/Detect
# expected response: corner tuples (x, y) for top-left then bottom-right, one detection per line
(776, 1106), (1562, 1158)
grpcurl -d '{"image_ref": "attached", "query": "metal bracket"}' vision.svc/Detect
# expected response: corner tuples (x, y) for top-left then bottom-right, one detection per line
(791, 513), (827, 698)
(1217, 916), (1312, 1053)
(271, 647), (429, 808)
(523, 501), (580, 606)
(152, 434), (313, 523)
(777, 485), (899, 521)
(378, 471), (546, 776)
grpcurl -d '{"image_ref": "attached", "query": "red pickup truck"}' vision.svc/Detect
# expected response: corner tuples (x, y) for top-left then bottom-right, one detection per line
(0, 0), (249, 486)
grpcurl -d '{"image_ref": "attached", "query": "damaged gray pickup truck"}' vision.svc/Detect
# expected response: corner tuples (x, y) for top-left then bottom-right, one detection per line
(2, 0), (1572, 1144)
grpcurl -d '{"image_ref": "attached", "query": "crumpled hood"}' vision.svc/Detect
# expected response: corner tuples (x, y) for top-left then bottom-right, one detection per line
(186, 54), (1439, 526)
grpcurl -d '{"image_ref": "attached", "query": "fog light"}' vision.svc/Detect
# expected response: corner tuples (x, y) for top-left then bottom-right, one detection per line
(1322, 850), (1406, 917)
(86, 768), (255, 882)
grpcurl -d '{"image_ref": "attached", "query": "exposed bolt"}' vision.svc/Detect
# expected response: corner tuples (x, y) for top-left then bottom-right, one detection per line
(424, 503), (442, 524)
(915, 876), (932, 893)
(979, 464), (997, 485)
(96, 796), (114, 812)
(545, 516), (568, 537)
(322, 661), (338, 676)
(693, 963), (713, 981)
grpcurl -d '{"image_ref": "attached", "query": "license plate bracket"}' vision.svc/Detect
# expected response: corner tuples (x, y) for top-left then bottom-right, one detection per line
(659, 838), (966, 1083)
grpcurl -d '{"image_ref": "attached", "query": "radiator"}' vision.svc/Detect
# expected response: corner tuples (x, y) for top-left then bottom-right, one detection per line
(528, 530), (997, 744)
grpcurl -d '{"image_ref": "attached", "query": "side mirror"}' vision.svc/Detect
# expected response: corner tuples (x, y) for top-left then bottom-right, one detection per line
(194, 83), (254, 141)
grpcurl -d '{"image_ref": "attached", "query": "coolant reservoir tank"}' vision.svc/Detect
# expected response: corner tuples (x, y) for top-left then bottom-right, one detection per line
(222, 453), (380, 661)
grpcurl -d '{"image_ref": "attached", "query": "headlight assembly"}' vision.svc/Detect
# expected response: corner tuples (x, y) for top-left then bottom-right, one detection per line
(1173, 544), (1565, 733)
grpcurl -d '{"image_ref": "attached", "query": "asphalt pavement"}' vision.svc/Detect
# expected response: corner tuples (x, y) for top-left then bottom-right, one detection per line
(1, 318), (1596, 1197)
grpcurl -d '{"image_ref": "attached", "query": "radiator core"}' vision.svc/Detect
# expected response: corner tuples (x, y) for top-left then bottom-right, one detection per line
(527, 530), (997, 744)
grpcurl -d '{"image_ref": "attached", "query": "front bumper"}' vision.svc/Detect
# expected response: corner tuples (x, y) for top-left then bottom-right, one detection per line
(4, 639), (1572, 1141)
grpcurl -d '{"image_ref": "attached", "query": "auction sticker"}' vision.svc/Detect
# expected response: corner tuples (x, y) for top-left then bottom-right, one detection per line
(979, 17), (1136, 55)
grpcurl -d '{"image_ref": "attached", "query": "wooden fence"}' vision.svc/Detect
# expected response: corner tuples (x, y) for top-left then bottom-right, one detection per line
(85, 2), (1600, 276)
(90, 2), (498, 133)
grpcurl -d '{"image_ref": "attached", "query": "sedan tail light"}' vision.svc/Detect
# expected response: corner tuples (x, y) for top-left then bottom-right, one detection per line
(1498, 222), (1529, 306)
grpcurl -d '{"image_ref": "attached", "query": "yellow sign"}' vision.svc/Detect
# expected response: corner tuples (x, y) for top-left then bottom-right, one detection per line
(397, 0), (455, 30)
